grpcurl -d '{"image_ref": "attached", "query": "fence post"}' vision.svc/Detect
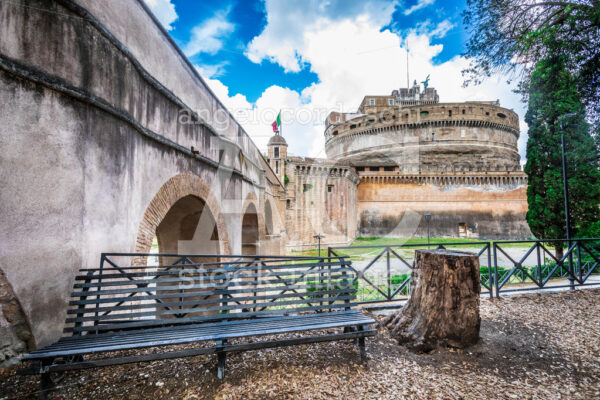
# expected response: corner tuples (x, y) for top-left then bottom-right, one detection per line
(487, 243), (493, 299)
(569, 243), (575, 291)
(386, 247), (391, 300)
(493, 243), (500, 298)
(576, 239), (582, 282)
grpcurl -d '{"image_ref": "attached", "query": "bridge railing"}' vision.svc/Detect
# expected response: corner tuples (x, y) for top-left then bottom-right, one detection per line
(327, 242), (493, 304)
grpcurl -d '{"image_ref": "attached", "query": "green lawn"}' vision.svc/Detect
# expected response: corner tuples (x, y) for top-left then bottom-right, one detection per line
(291, 237), (535, 258)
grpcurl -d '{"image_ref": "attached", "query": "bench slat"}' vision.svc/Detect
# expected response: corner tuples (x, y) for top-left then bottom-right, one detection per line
(76, 259), (346, 273)
(66, 303), (360, 333)
(74, 262), (344, 279)
(70, 273), (354, 297)
(68, 282), (353, 306)
(53, 312), (368, 349)
(65, 294), (355, 323)
(29, 311), (374, 358)
(72, 267), (353, 288)
(67, 288), (353, 314)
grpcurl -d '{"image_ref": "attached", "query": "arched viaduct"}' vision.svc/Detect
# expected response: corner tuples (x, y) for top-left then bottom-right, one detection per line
(0, 0), (286, 360)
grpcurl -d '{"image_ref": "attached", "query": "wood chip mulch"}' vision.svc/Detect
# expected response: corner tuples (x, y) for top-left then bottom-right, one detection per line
(1, 289), (599, 399)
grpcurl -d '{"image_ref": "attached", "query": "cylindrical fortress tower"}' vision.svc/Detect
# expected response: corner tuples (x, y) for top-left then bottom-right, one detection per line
(323, 85), (530, 239)
(325, 94), (521, 171)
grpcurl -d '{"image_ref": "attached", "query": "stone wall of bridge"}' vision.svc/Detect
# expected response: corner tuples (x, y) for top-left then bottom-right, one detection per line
(0, 0), (285, 358)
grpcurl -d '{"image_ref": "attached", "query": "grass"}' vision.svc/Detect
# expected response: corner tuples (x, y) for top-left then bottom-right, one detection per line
(291, 237), (536, 259)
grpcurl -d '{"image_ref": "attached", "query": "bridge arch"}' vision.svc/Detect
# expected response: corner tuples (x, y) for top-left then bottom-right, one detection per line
(134, 173), (231, 258)
(264, 196), (283, 237)
(241, 192), (265, 255)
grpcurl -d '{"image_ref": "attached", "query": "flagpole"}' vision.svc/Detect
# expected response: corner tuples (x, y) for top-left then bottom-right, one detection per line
(279, 109), (282, 136)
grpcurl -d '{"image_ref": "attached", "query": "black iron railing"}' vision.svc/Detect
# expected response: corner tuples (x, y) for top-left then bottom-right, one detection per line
(328, 238), (600, 303)
(328, 242), (493, 303)
(493, 238), (600, 296)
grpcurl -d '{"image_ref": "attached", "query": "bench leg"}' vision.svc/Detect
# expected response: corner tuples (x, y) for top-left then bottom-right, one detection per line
(216, 340), (227, 380)
(344, 326), (359, 345)
(357, 325), (367, 360)
(38, 359), (53, 400)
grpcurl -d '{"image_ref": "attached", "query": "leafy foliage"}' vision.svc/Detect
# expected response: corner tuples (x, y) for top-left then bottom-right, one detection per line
(524, 41), (600, 247)
(463, 0), (600, 129)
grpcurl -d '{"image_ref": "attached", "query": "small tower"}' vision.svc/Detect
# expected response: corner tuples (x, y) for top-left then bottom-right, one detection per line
(267, 132), (288, 184)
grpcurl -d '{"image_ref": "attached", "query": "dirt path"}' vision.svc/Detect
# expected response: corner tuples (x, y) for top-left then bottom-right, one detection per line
(1, 289), (599, 399)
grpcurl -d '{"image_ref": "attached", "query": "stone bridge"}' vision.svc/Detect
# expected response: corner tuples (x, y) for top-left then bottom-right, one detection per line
(0, 0), (286, 363)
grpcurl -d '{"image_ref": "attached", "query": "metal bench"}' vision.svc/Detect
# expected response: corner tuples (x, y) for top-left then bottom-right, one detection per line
(18, 253), (376, 399)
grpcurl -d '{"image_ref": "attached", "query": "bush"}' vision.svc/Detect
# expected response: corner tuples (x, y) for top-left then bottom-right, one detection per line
(306, 279), (358, 300)
(390, 274), (411, 296)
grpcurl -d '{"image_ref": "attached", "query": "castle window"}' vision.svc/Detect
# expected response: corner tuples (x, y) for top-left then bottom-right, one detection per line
(350, 124), (357, 129)
(431, 132), (435, 141)
(420, 111), (429, 117)
(336, 116), (341, 122)
(369, 99), (375, 106)
(274, 147), (279, 158)
(462, 109), (465, 115)
(486, 111), (490, 116)
(356, 167), (365, 172)
(366, 119), (375, 125)
(286, 199), (291, 209)
(332, 130), (338, 136)
(384, 166), (395, 172)
(497, 112), (507, 119)
(448, 110), (452, 117)
(461, 129), (466, 137)
(327, 185), (334, 193)
(388, 99), (394, 106)
(275, 160), (279, 174)
(458, 222), (467, 237)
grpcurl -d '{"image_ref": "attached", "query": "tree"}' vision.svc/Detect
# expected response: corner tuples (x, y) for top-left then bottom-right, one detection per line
(462, 0), (600, 131)
(524, 40), (600, 257)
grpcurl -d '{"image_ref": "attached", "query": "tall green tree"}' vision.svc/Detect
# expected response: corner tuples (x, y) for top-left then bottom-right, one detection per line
(525, 41), (600, 256)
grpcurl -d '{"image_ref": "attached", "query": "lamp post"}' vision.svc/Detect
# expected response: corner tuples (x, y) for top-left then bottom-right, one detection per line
(559, 113), (577, 291)
(424, 212), (431, 248)
(313, 234), (325, 257)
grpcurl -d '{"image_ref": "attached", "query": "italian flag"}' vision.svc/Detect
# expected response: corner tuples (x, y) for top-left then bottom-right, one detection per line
(272, 111), (281, 133)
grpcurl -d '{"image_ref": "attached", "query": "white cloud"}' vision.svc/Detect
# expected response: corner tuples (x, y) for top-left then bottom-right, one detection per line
(194, 62), (229, 79)
(209, 1), (528, 161)
(184, 8), (235, 57)
(144, 0), (178, 31)
(430, 20), (455, 38)
(199, 71), (252, 113)
(245, 0), (398, 73)
(403, 0), (435, 16)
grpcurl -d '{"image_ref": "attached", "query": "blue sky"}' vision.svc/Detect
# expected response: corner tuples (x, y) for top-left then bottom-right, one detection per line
(143, 0), (527, 159)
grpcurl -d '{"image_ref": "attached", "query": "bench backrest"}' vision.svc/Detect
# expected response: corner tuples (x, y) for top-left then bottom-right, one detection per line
(66, 253), (357, 335)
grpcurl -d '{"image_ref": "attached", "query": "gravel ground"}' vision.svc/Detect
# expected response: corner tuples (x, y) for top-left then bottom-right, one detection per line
(1, 289), (599, 400)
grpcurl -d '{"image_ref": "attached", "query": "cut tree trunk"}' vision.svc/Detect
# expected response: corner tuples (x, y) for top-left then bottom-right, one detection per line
(383, 249), (480, 351)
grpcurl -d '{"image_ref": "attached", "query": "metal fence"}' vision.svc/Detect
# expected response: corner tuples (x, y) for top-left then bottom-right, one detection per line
(328, 238), (600, 303)
(493, 238), (600, 296)
(328, 242), (493, 304)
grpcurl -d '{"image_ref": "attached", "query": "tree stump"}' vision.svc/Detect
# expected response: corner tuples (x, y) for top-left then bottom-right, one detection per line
(383, 249), (480, 351)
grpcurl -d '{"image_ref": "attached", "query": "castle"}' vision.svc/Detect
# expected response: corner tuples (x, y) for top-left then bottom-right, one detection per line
(267, 83), (531, 250)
